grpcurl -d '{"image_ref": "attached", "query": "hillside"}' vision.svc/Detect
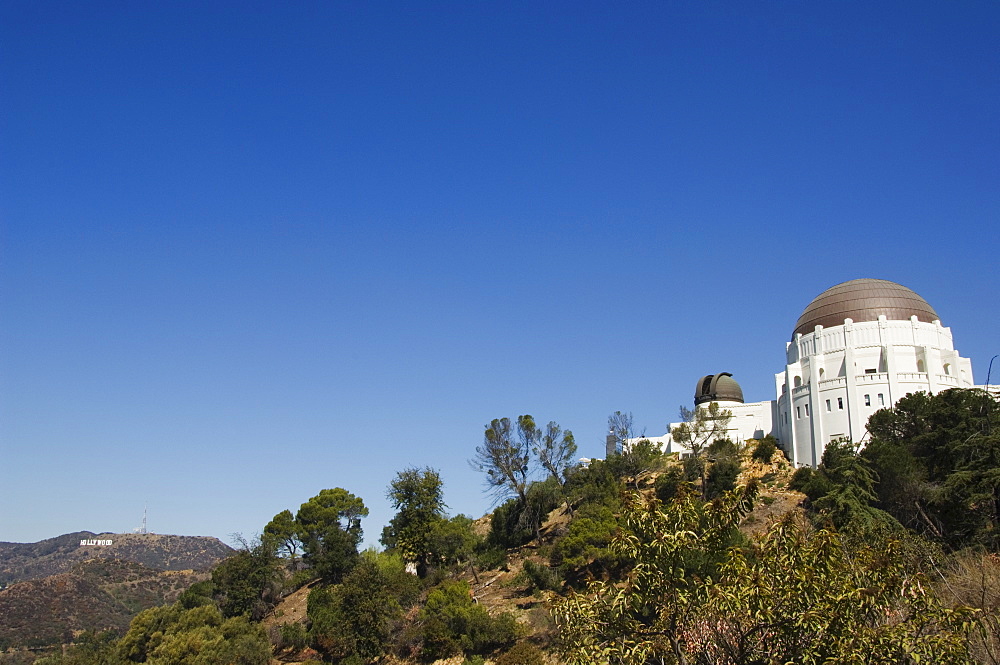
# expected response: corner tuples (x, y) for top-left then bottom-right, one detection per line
(0, 558), (208, 651)
(0, 532), (233, 586)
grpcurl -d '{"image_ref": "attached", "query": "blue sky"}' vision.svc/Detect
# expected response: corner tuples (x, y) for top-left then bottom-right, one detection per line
(2, 2), (998, 547)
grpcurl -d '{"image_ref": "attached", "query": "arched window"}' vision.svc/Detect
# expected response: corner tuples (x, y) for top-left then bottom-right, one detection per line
(794, 376), (802, 388)
(917, 359), (925, 373)
(819, 368), (825, 379)
(944, 363), (952, 376)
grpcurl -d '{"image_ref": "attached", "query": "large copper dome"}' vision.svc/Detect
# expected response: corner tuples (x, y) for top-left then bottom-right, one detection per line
(793, 278), (939, 338)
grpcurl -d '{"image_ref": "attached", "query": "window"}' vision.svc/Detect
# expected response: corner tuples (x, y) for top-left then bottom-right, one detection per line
(805, 404), (810, 416)
(826, 399), (831, 412)
(917, 359), (925, 373)
(944, 363), (952, 376)
(864, 394), (871, 407)
(865, 368), (877, 374)
(838, 397), (844, 410)
(796, 406), (801, 419)
(878, 393), (884, 406)
(794, 376), (802, 388)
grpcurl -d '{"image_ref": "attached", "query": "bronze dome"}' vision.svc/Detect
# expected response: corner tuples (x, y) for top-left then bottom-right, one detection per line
(694, 373), (744, 405)
(793, 279), (939, 338)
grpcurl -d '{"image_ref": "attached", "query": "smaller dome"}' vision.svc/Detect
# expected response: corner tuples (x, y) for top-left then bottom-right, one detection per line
(694, 373), (744, 405)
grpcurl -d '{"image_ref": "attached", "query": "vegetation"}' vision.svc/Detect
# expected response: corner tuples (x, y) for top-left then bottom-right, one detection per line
(12, 389), (1000, 665)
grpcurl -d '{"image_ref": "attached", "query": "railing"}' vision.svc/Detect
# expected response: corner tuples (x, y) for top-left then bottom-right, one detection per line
(897, 372), (929, 381)
(819, 377), (846, 388)
(936, 374), (959, 386)
(856, 373), (888, 383)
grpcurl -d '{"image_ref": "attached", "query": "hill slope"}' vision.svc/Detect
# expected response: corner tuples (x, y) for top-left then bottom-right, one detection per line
(0, 532), (233, 586)
(0, 558), (208, 650)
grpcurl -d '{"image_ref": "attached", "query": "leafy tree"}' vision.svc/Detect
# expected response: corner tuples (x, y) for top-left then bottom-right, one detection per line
(425, 514), (480, 571)
(308, 551), (418, 663)
(296, 488), (368, 583)
(117, 605), (270, 665)
(670, 401), (733, 458)
(554, 484), (757, 664)
(381, 467), (446, 575)
(608, 437), (664, 488)
(471, 417), (532, 503)
(549, 500), (621, 585)
(211, 537), (281, 620)
(691, 522), (979, 664)
(606, 410), (636, 456)
(554, 486), (978, 665)
(263, 509), (301, 567)
(865, 388), (1000, 548)
(534, 420), (577, 484)
(34, 630), (121, 665)
(418, 580), (519, 661)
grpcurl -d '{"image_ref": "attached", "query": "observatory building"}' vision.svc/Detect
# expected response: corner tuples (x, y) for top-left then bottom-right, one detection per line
(641, 278), (979, 467)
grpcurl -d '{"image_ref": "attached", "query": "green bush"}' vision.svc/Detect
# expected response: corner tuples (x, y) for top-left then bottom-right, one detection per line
(751, 435), (778, 463)
(682, 456), (704, 482)
(418, 581), (519, 661)
(705, 458), (741, 499)
(488, 499), (533, 549)
(521, 559), (561, 592)
(707, 438), (738, 459)
(495, 642), (545, 665)
(550, 502), (620, 586)
(470, 544), (505, 571)
(654, 467), (687, 503)
(278, 623), (308, 651)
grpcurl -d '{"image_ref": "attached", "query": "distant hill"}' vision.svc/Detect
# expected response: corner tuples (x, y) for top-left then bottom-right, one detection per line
(0, 558), (208, 650)
(0, 531), (234, 586)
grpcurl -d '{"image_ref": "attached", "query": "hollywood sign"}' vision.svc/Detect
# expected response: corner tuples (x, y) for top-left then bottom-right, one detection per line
(80, 539), (113, 546)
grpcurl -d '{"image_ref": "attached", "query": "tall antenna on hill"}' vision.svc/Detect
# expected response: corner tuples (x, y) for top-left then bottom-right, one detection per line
(133, 504), (148, 534)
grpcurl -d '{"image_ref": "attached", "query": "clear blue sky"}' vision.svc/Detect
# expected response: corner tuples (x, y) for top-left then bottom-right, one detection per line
(2, 2), (998, 547)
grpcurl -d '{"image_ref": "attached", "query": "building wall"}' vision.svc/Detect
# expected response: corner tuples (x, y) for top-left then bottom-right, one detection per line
(638, 315), (979, 468)
(775, 315), (975, 466)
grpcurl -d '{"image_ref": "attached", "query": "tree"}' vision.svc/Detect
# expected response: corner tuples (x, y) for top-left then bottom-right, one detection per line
(606, 410), (636, 456)
(554, 484), (757, 664)
(554, 486), (978, 665)
(296, 488), (368, 583)
(671, 401), (733, 499)
(116, 604), (270, 665)
(670, 401), (733, 458)
(865, 388), (1000, 549)
(534, 421), (577, 484)
(419, 580), (520, 661)
(263, 509), (301, 568)
(471, 416), (533, 503)
(381, 467), (446, 575)
(308, 551), (419, 664)
(211, 536), (281, 620)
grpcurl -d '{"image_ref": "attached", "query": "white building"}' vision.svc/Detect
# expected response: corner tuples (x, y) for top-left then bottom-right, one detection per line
(643, 278), (981, 466)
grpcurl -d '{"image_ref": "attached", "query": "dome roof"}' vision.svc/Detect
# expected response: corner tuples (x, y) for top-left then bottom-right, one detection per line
(694, 372), (744, 405)
(793, 278), (939, 338)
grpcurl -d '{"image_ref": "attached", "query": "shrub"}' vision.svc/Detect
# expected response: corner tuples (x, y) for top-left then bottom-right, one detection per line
(278, 622), (308, 651)
(705, 458), (741, 499)
(473, 545), (507, 571)
(707, 438), (738, 459)
(495, 642), (545, 665)
(751, 435), (778, 463)
(419, 581), (519, 661)
(655, 467), (687, 503)
(521, 559), (561, 592)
